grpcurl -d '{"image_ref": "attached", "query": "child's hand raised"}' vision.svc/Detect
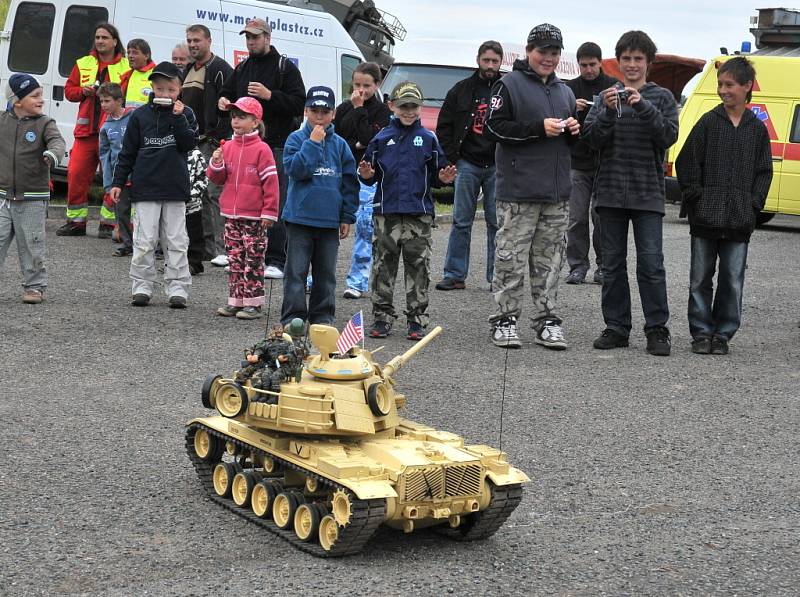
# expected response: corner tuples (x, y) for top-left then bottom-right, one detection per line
(211, 147), (223, 165)
(438, 164), (457, 184)
(310, 125), (326, 143)
(173, 100), (185, 116)
(358, 160), (374, 179)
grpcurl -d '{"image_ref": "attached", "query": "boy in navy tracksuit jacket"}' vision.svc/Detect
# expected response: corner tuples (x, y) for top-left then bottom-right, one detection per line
(281, 86), (359, 326)
(359, 81), (456, 341)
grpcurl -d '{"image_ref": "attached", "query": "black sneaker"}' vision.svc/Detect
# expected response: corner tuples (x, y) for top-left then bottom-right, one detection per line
(98, 225), (113, 239)
(593, 269), (604, 285)
(593, 328), (629, 350)
(169, 295), (187, 309)
(369, 320), (391, 338)
(491, 316), (521, 349)
(565, 270), (586, 285)
(691, 337), (712, 354)
(435, 277), (466, 291)
(113, 246), (133, 257)
(407, 322), (427, 341)
(56, 222), (86, 236)
(710, 336), (729, 355)
(131, 293), (150, 307)
(646, 327), (671, 356)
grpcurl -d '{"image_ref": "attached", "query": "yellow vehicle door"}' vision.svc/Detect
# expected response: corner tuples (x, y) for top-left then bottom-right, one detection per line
(748, 100), (787, 214)
(777, 103), (800, 215)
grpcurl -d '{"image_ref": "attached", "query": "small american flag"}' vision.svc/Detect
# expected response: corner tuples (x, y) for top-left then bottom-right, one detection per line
(336, 311), (364, 354)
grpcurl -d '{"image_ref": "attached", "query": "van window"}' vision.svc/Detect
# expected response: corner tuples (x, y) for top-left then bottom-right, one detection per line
(58, 6), (110, 77)
(8, 2), (56, 75)
(790, 105), (800, 144)
(341, 55), (361, 100)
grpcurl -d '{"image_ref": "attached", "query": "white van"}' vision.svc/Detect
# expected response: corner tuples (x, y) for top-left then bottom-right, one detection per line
(0, 0), (364, 172)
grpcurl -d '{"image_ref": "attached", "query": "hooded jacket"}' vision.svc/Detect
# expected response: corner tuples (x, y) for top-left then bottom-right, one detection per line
(220, 46), (305, 148)
(111, 97), (198, 201)
(362, 117), (449, 215)
(183, 54), (234, 141)
(282, 122), (359, 229)
(64, 50), (129, 137)
(207, 131), (279, 221)
(565, 70), (618, 170)
(0, 110), (65, 201)
(582, 82), (679, 214)
(485, 58), (577, 203)
(334, 93), (392, 163)
(676, 104), (773, 242)
(99, 108), (134, 191)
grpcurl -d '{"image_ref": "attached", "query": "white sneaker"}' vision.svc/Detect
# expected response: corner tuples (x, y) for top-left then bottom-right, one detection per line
(343, 288), (362, 299)
(264, 265), (284, 279)
(492, 316), (521, 349)
(210, 254), (228, 267)
(535, 321), (567, 350)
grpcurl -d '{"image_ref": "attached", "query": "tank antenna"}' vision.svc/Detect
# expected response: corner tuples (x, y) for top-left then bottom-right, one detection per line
(264, 278), (274, 338)
(499, 346), (510, 452)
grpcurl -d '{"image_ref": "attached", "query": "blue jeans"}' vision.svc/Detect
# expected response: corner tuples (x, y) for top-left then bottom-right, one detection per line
(688, 236), (748, 341)
(442, 159), (497, 283)
(344, 182), (375, 292)
(597, 207), (669, 335)
(281, 223), (339, 325)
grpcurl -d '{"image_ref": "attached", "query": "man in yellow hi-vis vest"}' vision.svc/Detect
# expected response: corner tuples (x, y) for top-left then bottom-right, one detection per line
(58, 22), (128, 237)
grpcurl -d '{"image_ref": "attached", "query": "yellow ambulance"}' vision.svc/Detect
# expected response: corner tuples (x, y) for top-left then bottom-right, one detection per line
(667, 53), (800, 225)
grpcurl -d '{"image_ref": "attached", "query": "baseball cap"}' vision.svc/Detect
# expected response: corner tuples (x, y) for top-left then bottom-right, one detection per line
(527, 23), (564, 49)
(148, 61), (182, 81)
(231, 96), (263, 120)
(304, 86), (335, 110)
(5, 73), (41, 102)
(390, 81), (424, 106)
(240, 18), (271, 35)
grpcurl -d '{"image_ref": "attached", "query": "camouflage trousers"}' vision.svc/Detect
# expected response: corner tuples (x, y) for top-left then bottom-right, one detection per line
(490, 200), (568, 328)
(370, 214), (433, 326)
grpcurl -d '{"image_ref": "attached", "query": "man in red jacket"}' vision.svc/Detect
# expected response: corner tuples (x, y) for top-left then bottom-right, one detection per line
(57, 22), (129, 237)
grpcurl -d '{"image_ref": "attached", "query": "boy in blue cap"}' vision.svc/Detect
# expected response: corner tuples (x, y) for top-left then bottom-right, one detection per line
(0, 74), (66, 304)
(280, 85), (359, 326)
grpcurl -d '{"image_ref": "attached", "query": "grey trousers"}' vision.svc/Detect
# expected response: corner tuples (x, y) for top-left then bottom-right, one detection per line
(199, 140), (225, 258)
(130, 201), (191, 299)
(566, 168), (602, 275)
(0, 199), (47, 291)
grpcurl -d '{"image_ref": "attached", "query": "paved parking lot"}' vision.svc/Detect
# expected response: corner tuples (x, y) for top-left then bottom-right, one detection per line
(1, 205), (798, 595)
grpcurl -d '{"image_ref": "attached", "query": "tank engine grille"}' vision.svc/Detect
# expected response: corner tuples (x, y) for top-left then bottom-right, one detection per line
(402, 464), (483, 501)
(444, 464), (483, 497)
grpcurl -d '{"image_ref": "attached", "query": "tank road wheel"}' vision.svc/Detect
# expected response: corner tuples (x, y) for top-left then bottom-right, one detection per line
(262, 456), (283, 475)
(216, 382), (249, 418)
(331, 489), (354, 526)
(366, 382), (392, 417)
(212, 462), (240, 498)
(251, 479), (283, 519)
(273, 490), (305, 530)
(193, 428), (223, 461)
(294, 503), (326, 542)
(232, 471), (257, 508)
(201, 374), (222, 409)
(318, 514), (340, 551)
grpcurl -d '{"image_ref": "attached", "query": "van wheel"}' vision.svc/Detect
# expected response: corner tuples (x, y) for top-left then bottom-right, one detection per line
(756, 212), (775, 226)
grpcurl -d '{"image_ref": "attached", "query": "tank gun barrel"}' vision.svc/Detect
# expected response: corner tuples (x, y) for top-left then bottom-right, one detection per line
(381, 326), (442, 378)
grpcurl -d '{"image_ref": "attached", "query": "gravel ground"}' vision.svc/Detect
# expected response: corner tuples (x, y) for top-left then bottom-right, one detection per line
(1, 205), (798, 596)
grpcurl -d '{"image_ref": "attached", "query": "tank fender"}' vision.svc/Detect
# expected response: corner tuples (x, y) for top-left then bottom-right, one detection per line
(485, 467), (530, 487)
(343, 479), (398, 501)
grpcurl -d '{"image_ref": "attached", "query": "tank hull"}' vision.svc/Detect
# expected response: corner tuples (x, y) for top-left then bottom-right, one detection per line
(186, 416), (528, 556)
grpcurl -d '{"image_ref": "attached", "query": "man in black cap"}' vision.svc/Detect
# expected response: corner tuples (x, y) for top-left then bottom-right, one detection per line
(218, 17), (306, 279)
(485, 23), (579, 351)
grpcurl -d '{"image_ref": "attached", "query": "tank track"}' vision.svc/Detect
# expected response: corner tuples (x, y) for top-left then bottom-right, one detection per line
(436, 482), (523, 541)
(185, 423), (386, 557)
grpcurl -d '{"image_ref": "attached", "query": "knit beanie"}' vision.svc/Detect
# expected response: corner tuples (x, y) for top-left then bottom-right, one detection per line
(5, 73), (41, 103)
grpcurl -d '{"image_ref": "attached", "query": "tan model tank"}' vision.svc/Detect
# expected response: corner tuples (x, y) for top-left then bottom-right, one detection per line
(185, 322), (529, 556)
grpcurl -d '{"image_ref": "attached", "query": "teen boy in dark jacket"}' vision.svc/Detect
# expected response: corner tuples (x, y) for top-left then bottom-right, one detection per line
(583, 30), (679, 356)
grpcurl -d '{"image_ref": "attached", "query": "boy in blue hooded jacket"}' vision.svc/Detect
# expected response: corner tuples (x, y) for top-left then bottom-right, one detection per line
(281, 85), (359, 326)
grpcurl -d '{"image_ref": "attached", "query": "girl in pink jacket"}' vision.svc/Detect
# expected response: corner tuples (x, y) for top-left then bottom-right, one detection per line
(208, 97), (279, 319)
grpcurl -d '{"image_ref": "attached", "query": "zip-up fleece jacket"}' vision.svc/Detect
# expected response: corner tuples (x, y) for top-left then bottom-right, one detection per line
(582, 82), (679, 214)
(361, 117), (448, 215)
(485, 59), (577, 203)
(184, 54), (234, 141)
(99, 108), (134, 191)
(111, 97), (198, 202)
(676, 104), (773, 242)
(207, 131), (279, 221)
(220, 47), (306, 148)
(282, 123), (359, 229)
(64, 50), (129, 137)
(566, 70), (618, 171)
(334, 94), (392, 163)
(0, 110), (65, 201)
